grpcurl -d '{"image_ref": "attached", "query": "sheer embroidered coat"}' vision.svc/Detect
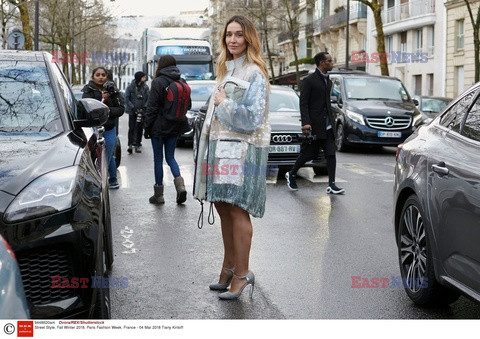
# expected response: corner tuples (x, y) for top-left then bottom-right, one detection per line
(193, 55), (271, 217)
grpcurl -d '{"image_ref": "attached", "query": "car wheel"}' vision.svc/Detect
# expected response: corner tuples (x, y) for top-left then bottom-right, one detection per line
(335, 123), (347, 152)
(92, 231), (111, 319)
(398, 195), (459, 306)
(313, 167), (328, 176)
(114, 137), (121, 168)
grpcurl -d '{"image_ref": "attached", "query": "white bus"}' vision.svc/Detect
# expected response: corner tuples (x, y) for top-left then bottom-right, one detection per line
(144, 39), (214, 80)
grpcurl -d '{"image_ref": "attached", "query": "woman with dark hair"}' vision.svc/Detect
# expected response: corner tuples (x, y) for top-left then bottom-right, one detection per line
(193, 15), (270, 300)
(144, 55), (191, 204)
(82, 66), (124, 189)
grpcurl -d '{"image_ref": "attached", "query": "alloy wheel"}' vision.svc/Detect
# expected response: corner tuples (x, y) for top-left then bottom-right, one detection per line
(399, 204), (427, 293)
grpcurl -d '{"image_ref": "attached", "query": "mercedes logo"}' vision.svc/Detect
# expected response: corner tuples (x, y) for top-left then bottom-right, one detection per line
(272, 135), (293, 143)
(385, 116), (395, 127)
(4, 323), (15, 335)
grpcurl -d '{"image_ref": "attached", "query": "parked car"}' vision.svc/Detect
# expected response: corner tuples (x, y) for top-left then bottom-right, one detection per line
(413, 95), (453, 124)
(394, 82), (480, 306)
(178, 80), (217, 145)
(329, 71), (423, 151)
(72, 84), (122, 168)
(0, 50), (113, 318)
(0, 235), (30, 319)
(268, 85), (326, 175)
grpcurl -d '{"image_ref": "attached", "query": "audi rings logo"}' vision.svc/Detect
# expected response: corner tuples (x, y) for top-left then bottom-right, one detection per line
(4, 323), (15, 335)
(385, 116), (395, 127)
(272, 135), (293, 143)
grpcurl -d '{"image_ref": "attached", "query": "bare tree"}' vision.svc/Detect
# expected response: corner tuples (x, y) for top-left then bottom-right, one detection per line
(240, 0), (279, 83)
(273, 0), (301, 88)
(464, 0), (480, 83)
(1, 0), (17, 48)
(354, 0), (389, 76)
(7, 0), (33, 49)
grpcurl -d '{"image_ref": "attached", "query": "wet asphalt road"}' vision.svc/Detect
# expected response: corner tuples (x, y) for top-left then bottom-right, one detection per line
(109, 115), (480, 319)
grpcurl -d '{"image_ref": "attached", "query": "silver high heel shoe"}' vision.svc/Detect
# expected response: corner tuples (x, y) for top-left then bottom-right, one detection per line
(218, 271), (255, 300)
(209, 267), (235, 291)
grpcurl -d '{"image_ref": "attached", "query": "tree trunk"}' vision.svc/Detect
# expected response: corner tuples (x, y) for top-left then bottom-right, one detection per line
(16, 2), (33, 50)
(372, 4), (389, 76)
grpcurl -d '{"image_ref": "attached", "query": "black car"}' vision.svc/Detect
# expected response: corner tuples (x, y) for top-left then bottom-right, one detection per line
(394, 82), (480, 306)
(0, 51), (113, 318)
(329, 71), (423, 151)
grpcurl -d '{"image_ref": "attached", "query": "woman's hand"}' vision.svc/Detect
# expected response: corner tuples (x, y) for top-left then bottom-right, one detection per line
(102, 91), (110, 101)
(214, 87), (226, 106)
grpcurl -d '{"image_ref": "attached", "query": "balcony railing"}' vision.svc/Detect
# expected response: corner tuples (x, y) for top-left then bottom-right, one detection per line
(383, 0), (435, 24)
(312, 3), (367, 35)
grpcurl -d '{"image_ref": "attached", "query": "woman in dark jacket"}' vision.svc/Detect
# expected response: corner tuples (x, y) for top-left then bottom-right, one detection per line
(82, 66), (124, 189)
(144, 55), (191, 205)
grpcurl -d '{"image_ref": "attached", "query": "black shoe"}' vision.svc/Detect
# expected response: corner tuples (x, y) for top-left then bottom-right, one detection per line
(135, 146), (142, 153)
(285, 171), (298, 191)
(127, 145), (132, 154)
(326, 183), (345, 194)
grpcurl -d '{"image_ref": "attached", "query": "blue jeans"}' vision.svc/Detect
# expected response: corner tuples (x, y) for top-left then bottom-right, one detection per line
(151, 136), (180, 185)
(104, 127), (118, 184)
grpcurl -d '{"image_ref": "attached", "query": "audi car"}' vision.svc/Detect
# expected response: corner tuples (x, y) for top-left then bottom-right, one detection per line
(268, 85), (326, 175)
(329, 72), (423, 151)
(0, 50), (113, 319)
(394, 81), (480, 306)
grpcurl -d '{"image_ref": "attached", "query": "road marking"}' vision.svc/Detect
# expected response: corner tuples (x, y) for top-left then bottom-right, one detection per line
(341, 163), (394, 181)
(120, 226), (137, 254)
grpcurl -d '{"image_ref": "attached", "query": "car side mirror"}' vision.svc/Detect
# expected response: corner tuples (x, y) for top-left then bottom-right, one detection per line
(74, 98), (109, 127)
(413, 98), (419, 106)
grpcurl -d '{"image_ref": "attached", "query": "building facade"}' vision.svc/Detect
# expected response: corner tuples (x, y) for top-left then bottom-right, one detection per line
(445, 0), (479, 97)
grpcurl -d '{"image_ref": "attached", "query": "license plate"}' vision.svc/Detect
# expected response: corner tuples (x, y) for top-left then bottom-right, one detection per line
(378, 131), (402, 138)
(269, 144), (301, 153)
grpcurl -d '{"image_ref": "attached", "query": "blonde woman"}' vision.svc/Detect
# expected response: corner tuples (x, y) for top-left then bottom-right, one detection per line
(193, 15), (271, 300)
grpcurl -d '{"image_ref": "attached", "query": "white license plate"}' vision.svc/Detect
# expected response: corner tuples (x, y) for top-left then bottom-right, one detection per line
(378, 131), (402, 138)
(269, 144), (301, 153)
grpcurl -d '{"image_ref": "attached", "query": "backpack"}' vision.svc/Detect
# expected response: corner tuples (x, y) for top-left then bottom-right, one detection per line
(160, 76), (191, 121)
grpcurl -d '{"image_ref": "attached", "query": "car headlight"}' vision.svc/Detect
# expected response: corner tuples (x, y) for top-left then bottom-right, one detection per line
(412, 113), (423, 126)
(345, 109), (365, 125)
(4, 166), (83, 223)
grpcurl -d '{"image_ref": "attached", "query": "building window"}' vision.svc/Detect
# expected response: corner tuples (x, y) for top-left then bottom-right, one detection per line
(414, 74), (422, 96)
(456, 66), (464, 95)
(307, 39), (312, 58)
(456, 19), (464, 51)
(386, 35), (393, 55)
(426, 73), (433, 96)
(415, 28), (423, 54)
(427, 25), (434, 56)
(400, 31), (407, 54)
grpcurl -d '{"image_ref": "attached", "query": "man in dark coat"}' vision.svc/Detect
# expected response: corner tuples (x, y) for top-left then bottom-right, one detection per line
(125, 71), (149, 153)
(285, 52), (345, 194)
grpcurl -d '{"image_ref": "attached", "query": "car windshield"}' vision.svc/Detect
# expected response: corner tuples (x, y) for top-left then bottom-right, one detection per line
(269, 89), (300, 112)
(0, 61), (62, 139)
(421, 98), (450, 113)
(344, 77), (410, 102)
(190, 83), (216, 101)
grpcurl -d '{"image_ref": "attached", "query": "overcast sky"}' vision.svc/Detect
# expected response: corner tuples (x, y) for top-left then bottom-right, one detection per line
(105, 0), (209, 17)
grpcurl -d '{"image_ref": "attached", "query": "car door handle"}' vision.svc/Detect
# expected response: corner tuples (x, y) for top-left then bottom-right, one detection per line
(97, 126), (105, 134)
(432, 162), (449, 175)
(97, 137), (105, 145)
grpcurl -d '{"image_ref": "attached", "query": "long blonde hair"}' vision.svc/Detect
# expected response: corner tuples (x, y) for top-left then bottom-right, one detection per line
(216, 15), (269, 87)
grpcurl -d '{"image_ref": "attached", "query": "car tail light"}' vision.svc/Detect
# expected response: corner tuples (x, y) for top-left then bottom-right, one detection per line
(1, 235), (17, 261)
(396, 144), (403, 161)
